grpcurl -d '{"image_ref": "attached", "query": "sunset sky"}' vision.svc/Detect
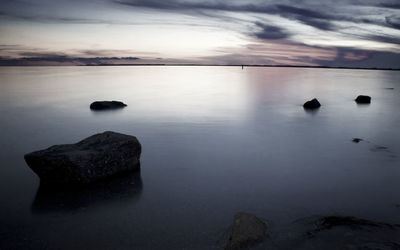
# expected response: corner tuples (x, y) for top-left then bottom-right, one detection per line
(0, 0), (399, 67)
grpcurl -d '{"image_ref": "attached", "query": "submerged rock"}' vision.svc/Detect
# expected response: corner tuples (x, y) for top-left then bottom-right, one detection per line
(24, 131), (141, 185)
(225, 212), (267, 250)
(316, 216), (384, 230)
(90, 101), (127, 110)
(355, 95), (371, 104)
(292, 215), (400, 249)
(303, 98), (321, 110)
(306, 215), (400, 235)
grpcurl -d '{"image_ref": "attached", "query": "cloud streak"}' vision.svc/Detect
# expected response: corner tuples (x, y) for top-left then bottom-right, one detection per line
(0, 55), (141, 66)
(112, 0), (394, 31)
(253, 22), (290, 40)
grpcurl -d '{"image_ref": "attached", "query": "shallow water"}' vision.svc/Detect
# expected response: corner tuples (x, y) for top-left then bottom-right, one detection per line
(0, 66), (399, 249)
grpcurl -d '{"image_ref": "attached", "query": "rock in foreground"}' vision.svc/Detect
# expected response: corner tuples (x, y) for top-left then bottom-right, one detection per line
(355, 95), (371, 104)
(90, 101), (127, 110)
(303, 98), (321, 110)
(24, 131), (141, 185)
(225, 212), (267, 250)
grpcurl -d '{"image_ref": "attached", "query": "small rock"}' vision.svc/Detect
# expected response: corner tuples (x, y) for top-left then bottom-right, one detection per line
(225, 212), (267, 250)
(90, 101), (127, 110)
(355, 95), (371, 104)
(24, 131), (141, 185)
(352, 138), (363, 143)
(303, 98), (321, 110)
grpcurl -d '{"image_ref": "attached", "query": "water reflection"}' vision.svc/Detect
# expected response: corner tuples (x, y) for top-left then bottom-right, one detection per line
(356, 103), (371, 107)
(303, 107), (320, 115)
(90, 108), (126, 115)
(31, 171), (142, 213)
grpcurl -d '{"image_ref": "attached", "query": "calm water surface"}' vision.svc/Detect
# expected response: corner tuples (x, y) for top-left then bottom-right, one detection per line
(0, 66), (399, 249)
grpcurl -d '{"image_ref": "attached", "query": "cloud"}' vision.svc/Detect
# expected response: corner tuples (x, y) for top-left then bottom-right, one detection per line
(1, 44), (400, 69)
(273, 4), (336, 30)
(113, 0), (337, 30)
(77, 49), (149, 57)
(254, 22), (290, 39)
(0, 46), (142, 65)
(0, 11), (123, 24)
(0, 44), (21, 50)
(1, 0), (399, 68)
(385, 15), (400, 29)
(367, 35), (400, 45)
(0, 55), (141, 66)
(379, 3), (400, 9)
(112, 1), (380, 31)
(208, 40), (338, 66)
(316, 47), (400, 69)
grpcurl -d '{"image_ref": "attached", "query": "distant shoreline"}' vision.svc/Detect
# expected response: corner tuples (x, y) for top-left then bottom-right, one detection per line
(0, 64), (399, 71)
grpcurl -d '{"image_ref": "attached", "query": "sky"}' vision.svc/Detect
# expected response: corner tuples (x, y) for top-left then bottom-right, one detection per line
(0, 0), (400, 67)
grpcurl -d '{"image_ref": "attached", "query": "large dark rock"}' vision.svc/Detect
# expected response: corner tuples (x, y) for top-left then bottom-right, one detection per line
(303, 98), (321, 110)
(24, 131), (141, 185)
(355, 95), (371, 104)
(225, 212), (267, 250)
(90, 101), (127, 110)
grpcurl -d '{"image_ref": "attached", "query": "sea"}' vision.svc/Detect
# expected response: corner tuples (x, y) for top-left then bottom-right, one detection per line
(0, 66), (399, 249)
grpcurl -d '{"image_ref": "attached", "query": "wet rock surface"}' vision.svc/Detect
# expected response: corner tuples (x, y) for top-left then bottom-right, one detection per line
(24, 131), (141, 185)
(90, 101), (127, 110)
(225, 212), (267, 250)
(303, 98), (321, 110)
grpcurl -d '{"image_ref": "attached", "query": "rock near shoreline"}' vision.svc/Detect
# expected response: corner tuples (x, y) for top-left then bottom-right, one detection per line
(24, 131), (141, 185)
